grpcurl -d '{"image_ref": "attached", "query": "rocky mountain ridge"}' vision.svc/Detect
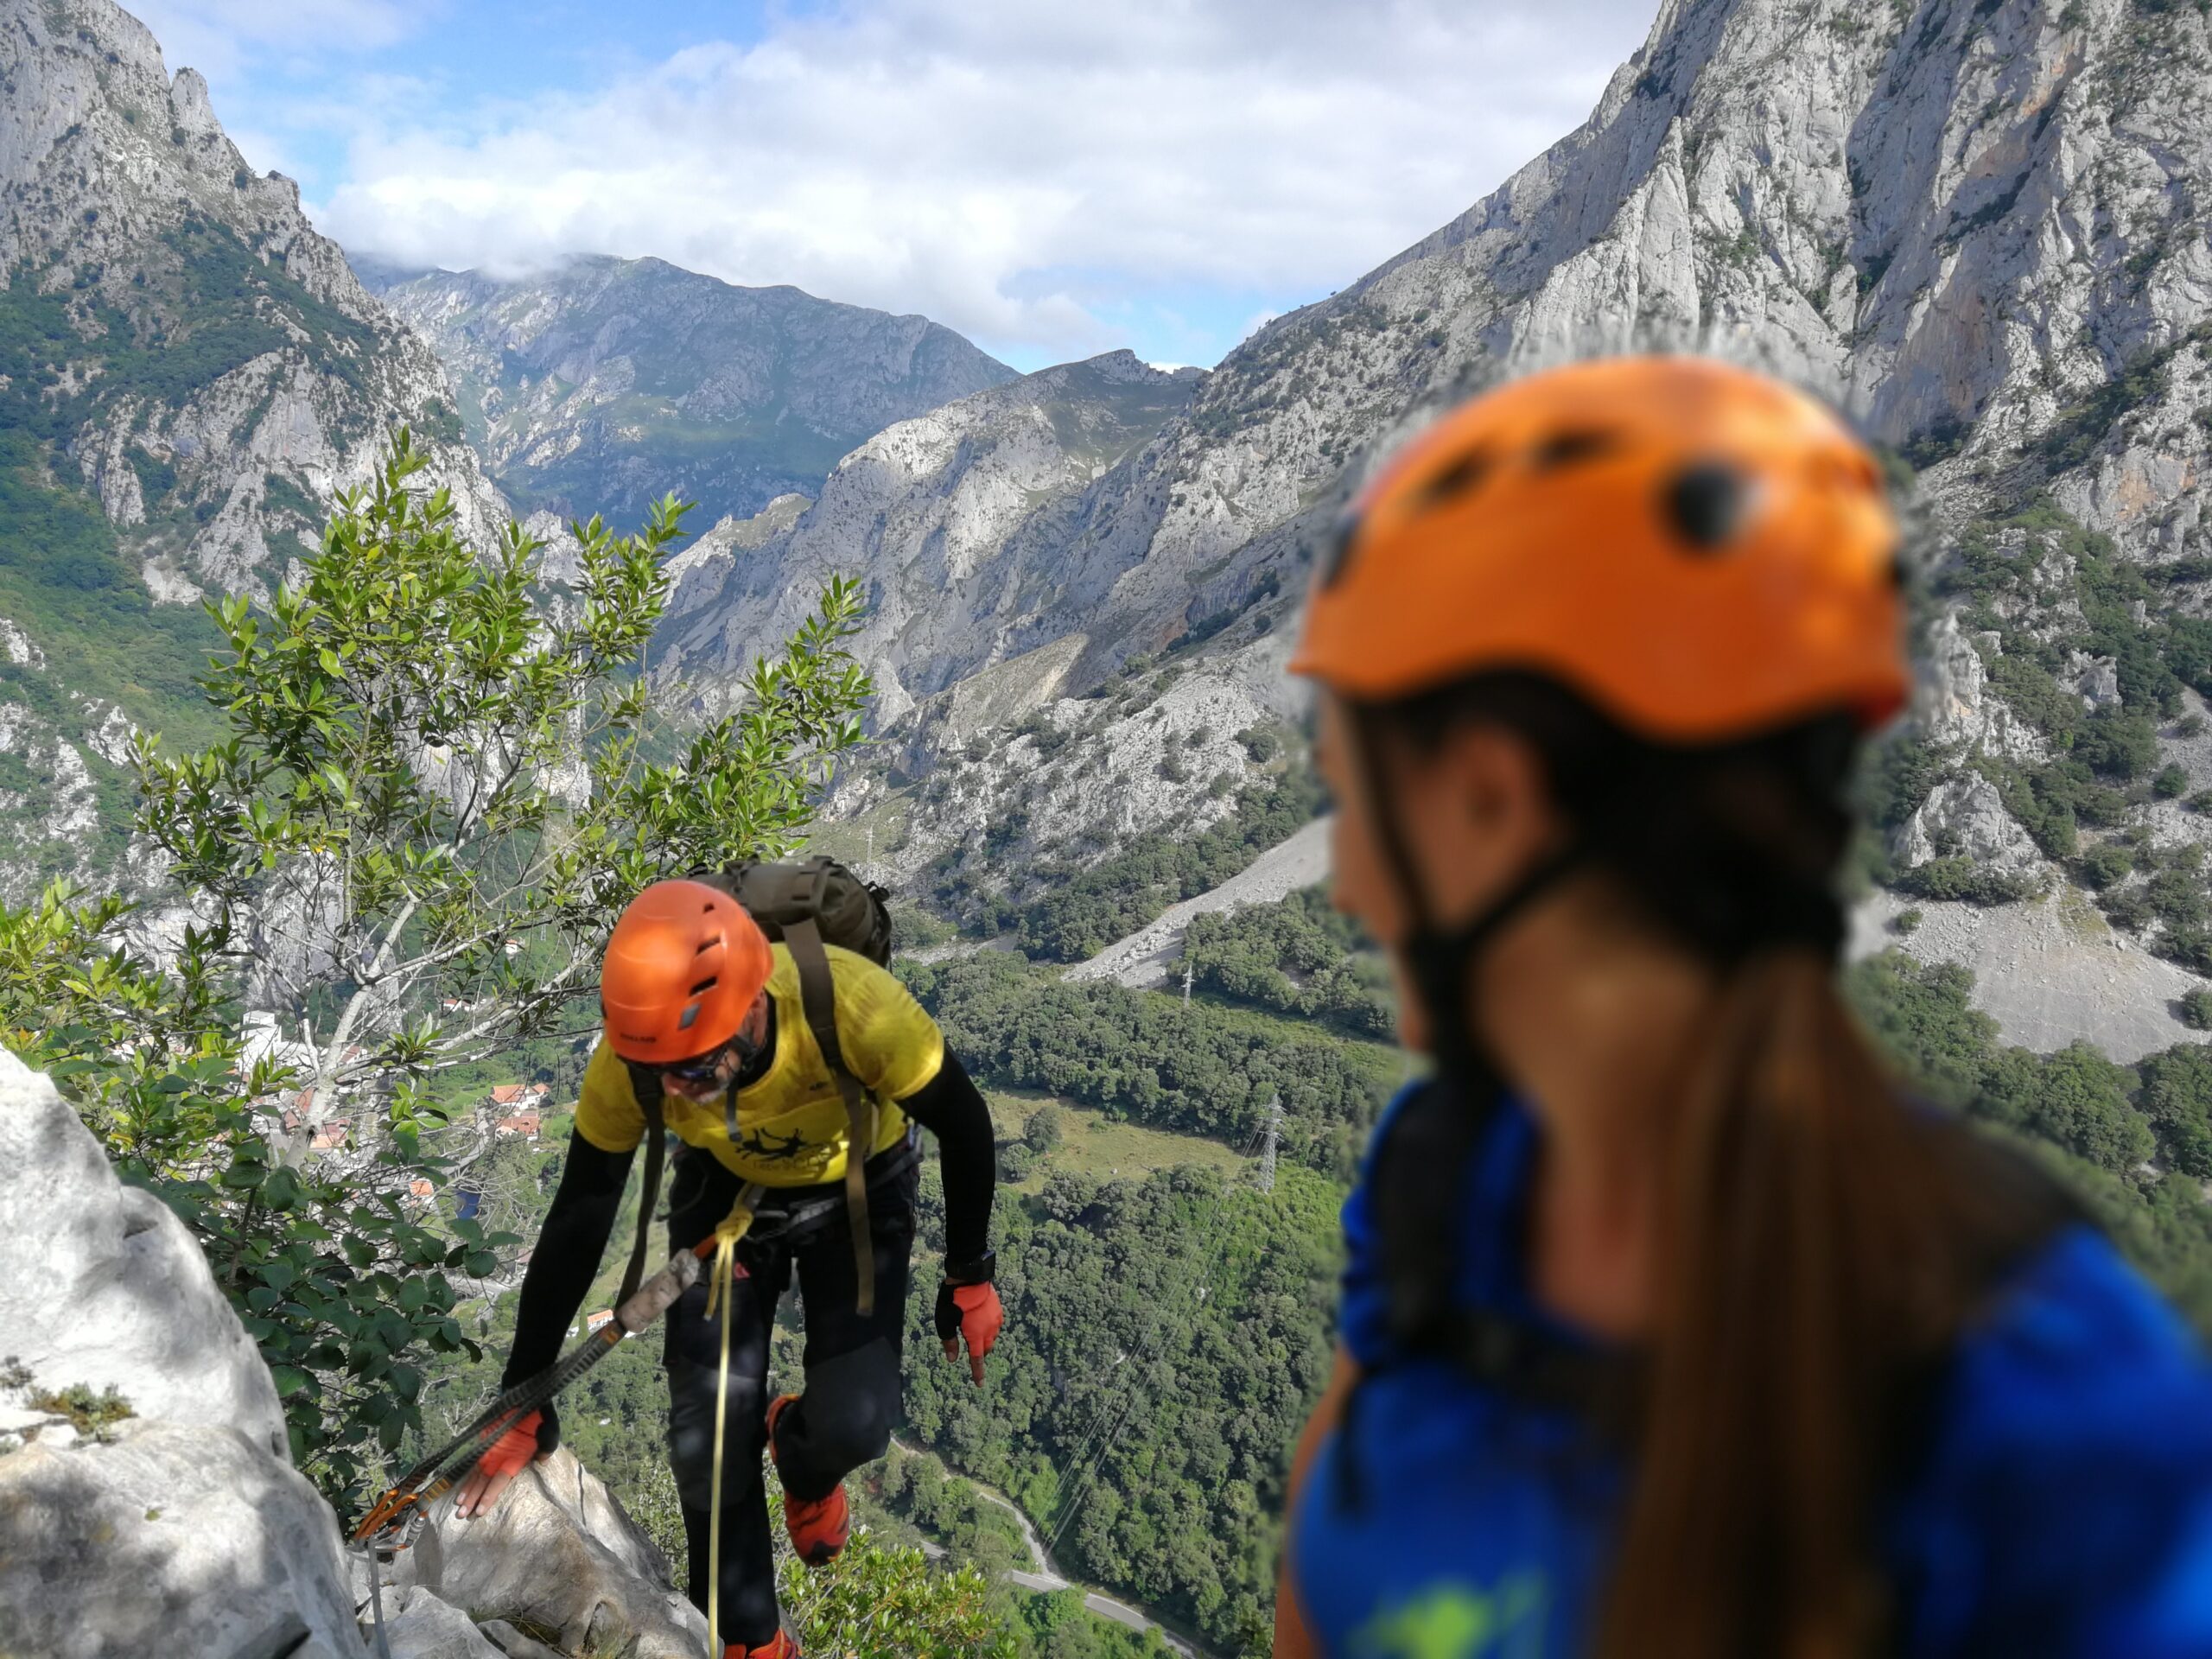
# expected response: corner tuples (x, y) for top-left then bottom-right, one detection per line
(0, 0), (501, 596)
(721, 0), (2212, 1057)
(0, 0), (505, 899)
(365, 255), (1018, 532)
(658, 349), (1205, 726)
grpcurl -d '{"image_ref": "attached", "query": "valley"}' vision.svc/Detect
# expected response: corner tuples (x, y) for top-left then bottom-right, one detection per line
(9, 0), (2212, 1653)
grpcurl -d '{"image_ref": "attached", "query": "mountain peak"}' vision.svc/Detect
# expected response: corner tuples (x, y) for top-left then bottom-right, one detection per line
(372, 253), (1018, 526)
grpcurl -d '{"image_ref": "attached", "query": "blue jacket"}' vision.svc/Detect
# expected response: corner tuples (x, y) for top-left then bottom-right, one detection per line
(1290, 1089), (2212, 1657)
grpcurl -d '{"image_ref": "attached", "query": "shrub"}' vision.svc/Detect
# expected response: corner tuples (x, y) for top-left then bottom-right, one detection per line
(2076, 843), (2136, 890)
(1894, 857), (2037, 905)
(2158, 762), (2193, 798)
(1891, 907), (1924, 935)
(2181, 988), (2212, 1032)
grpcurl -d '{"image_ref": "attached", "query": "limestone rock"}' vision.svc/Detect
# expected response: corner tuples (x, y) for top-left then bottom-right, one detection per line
(420, 1446), (706, 1659)
(475, 1618), (569, 1659)
(0, 0), (505, 600)
(659, 351), (1205, 722)
(365, 1589), (508, 1659)
(1897, 772), (2045, 877)
(0, 1421), (369, 1659)
(0, 1049), (286, 1453)
(1919, 612), (2044, 761)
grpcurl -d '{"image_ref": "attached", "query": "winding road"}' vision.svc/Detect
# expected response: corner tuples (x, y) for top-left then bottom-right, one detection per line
(888, 1436), (1206, 1656)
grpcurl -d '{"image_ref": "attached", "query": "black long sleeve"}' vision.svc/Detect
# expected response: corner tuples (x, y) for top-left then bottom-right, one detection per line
(896, 1048), (995, 1268)
(501, 1129), (635, 1387)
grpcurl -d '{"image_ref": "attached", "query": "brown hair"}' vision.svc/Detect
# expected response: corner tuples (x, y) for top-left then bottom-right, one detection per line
(1372, 675), (2069, 1659)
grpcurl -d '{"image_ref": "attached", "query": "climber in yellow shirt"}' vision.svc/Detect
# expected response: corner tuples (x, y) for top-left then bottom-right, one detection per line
(453, 880), (1002, 1659)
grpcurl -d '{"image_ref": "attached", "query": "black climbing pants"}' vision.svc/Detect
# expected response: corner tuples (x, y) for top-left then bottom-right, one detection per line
(664, 1142), (917, 1651)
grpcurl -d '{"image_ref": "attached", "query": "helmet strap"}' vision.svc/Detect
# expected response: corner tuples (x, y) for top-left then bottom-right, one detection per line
(1342, 701), (1584, 1097)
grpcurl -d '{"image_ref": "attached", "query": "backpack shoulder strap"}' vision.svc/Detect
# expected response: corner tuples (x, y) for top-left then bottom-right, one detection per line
(781, 874), (880, 1316)
(617, 1064), (670, 1308)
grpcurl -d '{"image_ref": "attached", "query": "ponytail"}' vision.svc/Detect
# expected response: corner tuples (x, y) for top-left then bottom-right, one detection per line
(1371, 676), (2072, 1659)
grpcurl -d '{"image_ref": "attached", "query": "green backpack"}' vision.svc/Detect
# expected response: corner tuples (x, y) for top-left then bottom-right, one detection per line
(615, 857), (897, 1314)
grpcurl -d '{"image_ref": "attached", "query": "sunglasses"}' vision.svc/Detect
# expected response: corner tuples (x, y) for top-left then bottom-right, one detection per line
(658, 1032), (759, 1086)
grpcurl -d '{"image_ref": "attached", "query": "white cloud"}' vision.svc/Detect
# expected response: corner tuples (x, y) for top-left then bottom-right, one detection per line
(308, 0), (1658, 361)
(124, 0), (421, 82)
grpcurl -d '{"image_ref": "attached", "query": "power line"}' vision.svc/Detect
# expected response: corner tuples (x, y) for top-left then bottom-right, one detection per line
(1258, 1094), (1281, 1195)
(1045, 1116), (1271, 1554)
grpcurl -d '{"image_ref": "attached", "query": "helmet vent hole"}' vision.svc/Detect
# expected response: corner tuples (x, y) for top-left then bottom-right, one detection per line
(1416, 447), (1495, 509)
(1529, 429), (1618, 472)
(1319, 515), (1360, 590)
(1665, 462), (1748, 550)
(690, 976), (719, 995)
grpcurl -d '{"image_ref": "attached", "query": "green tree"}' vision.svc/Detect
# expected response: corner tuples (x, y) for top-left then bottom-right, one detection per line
(137, 433), (871, 1144)
(1025, 1103), (1067, 1154)
(2140, 1043), (2212, 1179)
(1, 432), (875, 1509)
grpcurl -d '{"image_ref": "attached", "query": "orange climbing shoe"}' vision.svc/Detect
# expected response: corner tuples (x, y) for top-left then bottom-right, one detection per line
(727, 1633), (800, 1659)
(765, 1394), (849, 1566)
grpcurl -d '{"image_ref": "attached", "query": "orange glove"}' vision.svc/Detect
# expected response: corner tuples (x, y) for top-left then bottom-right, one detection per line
(936, 1281), (1003, 1384)
(476, 1408), (543, 1482)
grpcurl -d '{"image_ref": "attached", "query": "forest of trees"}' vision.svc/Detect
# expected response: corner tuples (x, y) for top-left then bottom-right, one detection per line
(899, 1159), (1344, 1655)
(900, 949), (1401, 1178)
(1181, 886), (1395, 1039)
(1845, 949), (2212, 1321)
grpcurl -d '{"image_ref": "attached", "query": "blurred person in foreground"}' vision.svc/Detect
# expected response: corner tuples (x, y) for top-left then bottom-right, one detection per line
(1273, 356), (2212, 1659)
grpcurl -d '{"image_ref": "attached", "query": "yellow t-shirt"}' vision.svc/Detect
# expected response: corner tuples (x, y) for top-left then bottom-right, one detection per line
(575, 942), (944, 1186)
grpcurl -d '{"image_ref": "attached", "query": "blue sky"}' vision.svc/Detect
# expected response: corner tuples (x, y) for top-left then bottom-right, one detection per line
(129, 0), (1659, 372)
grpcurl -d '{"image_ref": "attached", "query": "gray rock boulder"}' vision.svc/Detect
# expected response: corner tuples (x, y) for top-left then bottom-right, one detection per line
(1897, 772), (2046, 879)
(368, 1588), (508, 1659)
(0, 1050), (369, 1656)
(0, 1048), (285, 1456)
(0, 1421), (368, 1659)
(421, 1446), (706, 1659)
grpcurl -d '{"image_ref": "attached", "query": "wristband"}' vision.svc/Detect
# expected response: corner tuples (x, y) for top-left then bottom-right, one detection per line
(944, 1249), (995, 1286)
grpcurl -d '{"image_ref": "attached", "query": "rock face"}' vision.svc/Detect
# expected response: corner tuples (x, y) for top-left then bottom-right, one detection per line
(0, 1050), (368, 1658)
(407, 1447), (708, 1659)
(367, 255), (1016, 531)
(0, 0), (503, 598)
(0, 1045), (714, 1658)
(1, 1421), (370, 1659)
(0, 0), (506, 899)
(0, 1048), (285, 1452)
(1897, 772), (2048, 879)
(672, 0), (2212, 706)
(699, 0), (2212, 1048)
(661, 349), (1205, 725)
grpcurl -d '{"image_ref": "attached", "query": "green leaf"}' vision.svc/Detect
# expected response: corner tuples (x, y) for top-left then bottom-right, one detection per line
(260, 1167), (302, 1212)
(463, 1250), (498, 1278)
(270, 1365), (311, 1399)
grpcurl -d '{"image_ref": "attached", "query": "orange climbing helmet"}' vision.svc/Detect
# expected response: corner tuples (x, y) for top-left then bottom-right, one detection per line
(601, 880), (773, 1064)
(1290, 355), (1909, 740)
